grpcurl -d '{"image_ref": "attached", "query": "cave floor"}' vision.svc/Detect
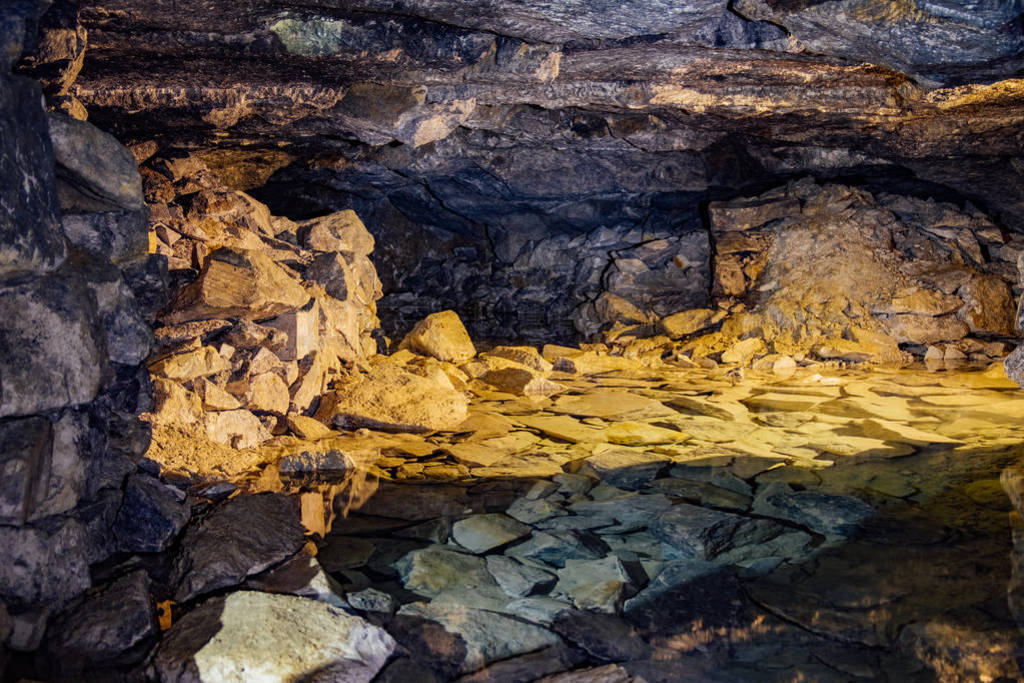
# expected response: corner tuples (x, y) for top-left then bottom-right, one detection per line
(158, 362), (1024, 681)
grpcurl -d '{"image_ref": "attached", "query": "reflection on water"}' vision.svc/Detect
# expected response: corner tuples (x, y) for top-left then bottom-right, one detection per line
(223, 362), (1024, 679)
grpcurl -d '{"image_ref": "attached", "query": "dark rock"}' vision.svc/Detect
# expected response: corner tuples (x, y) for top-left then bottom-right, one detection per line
(751, 482), (875, 538)
(150, 591), (395, 682)
(173, 493), (307, 602)
(374, 657), (443, 683)
(457, 643), (584, 683)
(0, 72), (66, 281)
(278, 449), (352, 481)
(61, 208), (149, 266)
(452, 513), (532, 554)
(623, 560), (745, 634)
(48, 112), (144, 212)
(394, 545), (498, 598)
(45, 570), (156, 671)
(245, 547), (349, 608)
(505, 530), (611, 568)
(0, 272), (109, 417)
(649, 503), (788, 561)
(550, 610), (650, 663)
(113, 474), (189, 553)
(0, 517), (90, 612)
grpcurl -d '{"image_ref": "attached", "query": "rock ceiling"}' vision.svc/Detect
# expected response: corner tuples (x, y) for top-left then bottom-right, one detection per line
(73, 1), (1024, 222)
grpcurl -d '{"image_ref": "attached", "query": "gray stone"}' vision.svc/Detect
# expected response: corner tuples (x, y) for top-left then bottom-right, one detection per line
(579, 449), (671, 489)
(84, 261), (153, 365)
(278, 449), (353, 481)
(568, 493), (673, 533)
(0, 518), (90, 611)
(553, 556), (647, 612)
(45, 570), (155, 669)
(347, 587), (396, 613)
(48, 112), (144, 211)
(507, 496), (568, 525)
(113, 474), (189, 553)
(0, 73), (66, 281)
(649, 503), (788, 561)
(505, 530), (610, 568)
(173, 493), (307, 602)
(0, 273), (108, 417)
(1005, 344), (1024, 387)
(752, 481), (875, 538)
(151, 591), (394, 682)
(486, 555), (557, 598)
(61, 209), (148, 266)
(452, 513), (532, 553)
(397, 601), (561, 675)
(394, 545), (498, 598)
(305, 251), (352, 301)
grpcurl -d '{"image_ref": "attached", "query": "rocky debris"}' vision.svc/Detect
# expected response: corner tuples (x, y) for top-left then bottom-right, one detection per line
(316, 363), (468, 433)
(399, 309), (477, 363)
(173, 493), (308, 602)
(752, 482), (874, 538)
(578, 449), (671, 489)
(150, 591), (395, 682)
(481, 366), (565, 398)
(204, 409), (272, 449)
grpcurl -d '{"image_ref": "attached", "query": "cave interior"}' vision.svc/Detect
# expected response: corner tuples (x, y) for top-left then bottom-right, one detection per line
(4, 0), (1024, 680)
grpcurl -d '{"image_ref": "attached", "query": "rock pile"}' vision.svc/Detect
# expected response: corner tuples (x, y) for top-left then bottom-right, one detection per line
(141, 153), (383, 451)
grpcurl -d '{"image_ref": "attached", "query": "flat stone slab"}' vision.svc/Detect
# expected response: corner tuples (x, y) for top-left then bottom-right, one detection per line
(516, 414), (607, 443)
(550, 391), (676, 420)
(452, 514), (532, 553)
(858, 418), (962, 446)
(579, 448), (671, 489)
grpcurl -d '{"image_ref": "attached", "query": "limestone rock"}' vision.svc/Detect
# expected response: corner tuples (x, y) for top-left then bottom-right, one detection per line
(650, 503), (786, 561)
(394, 545), (497, 598)
(481, 366), (565, 398)
(205, 409), (271, 449)
(721, 337), (765, 365)
(0, 519), (89, 611)
(151, 591), (394, 682)
(173, 493), (308, 602)
(484, 345), (553, 373)
(579, 449), (671, 489)
(286, 413), (336, 440)
(752, 482), (874, 538)
(882, 314), (970, 344)
(61, 209), (148, 266)
(958, 274), (1016, 335)
(315, 364), (468, 433)
(660, 308), (720, 339)
(399, 310), (476, 363)
(195, 378), (241, 411)
(162, 247), (309, 324)
(486, 555), (557, 598)
(297, 209), (375, 255)
(243, 372), (291, 415)
(149, 345), (230, 381)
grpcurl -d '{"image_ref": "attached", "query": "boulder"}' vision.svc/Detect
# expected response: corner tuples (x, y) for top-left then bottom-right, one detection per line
(623, 560), (744, 634)
(0, 519), (90, 611)
(113, 474), (189, 553)
(484, 346), (553, 373)
(399, 310), (476, 363)
(162, 247), (309, 323)
(485, 555), (557, 598)
(394, 545), (498, 598)
(148, 378), (203, 426)
(45, 570), (156, 670)
(0, 74), (67, 281)
(751, 482), (874, 538)
(297, 209), (375, 255)
(61, 209), (148, 265)
(882, 313), (970, 344)
(242, 372), (291, 415)
(0, 273), (108, 417)
(173, 493), (308, 602)
(958, 274), (1016, 335)
(305, 252), (352, 301)
(151, 591), (394, 682)
(47, 112), (144, 212)
(315, 364), (468, 433)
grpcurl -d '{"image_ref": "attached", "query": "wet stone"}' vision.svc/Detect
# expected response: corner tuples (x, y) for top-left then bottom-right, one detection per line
(452, 513), (532, 553)
(579, 448), (671, 489)
(752, 481), (875, 538)
(649, 503), (788, 561)
(550, 610), (651, 663)
(505, 530), (611, 568)
(113, 473), (189, 553)
(486, 555), (557, 598)
(623, 559), (745, 634)
(347, 587), (397, 613)
(394, 545), (497, 598)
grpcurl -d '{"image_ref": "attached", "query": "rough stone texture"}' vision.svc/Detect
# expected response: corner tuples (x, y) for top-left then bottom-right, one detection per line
(399, 310), (476, 363)
(316, 364), (469, 433)
(173, 493), (308, 602)
(151, 591), (395, 682)
(112, 474), (189, 553)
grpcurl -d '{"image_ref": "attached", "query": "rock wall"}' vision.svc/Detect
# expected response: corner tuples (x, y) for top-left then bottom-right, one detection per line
(0, 2), (157, 663)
